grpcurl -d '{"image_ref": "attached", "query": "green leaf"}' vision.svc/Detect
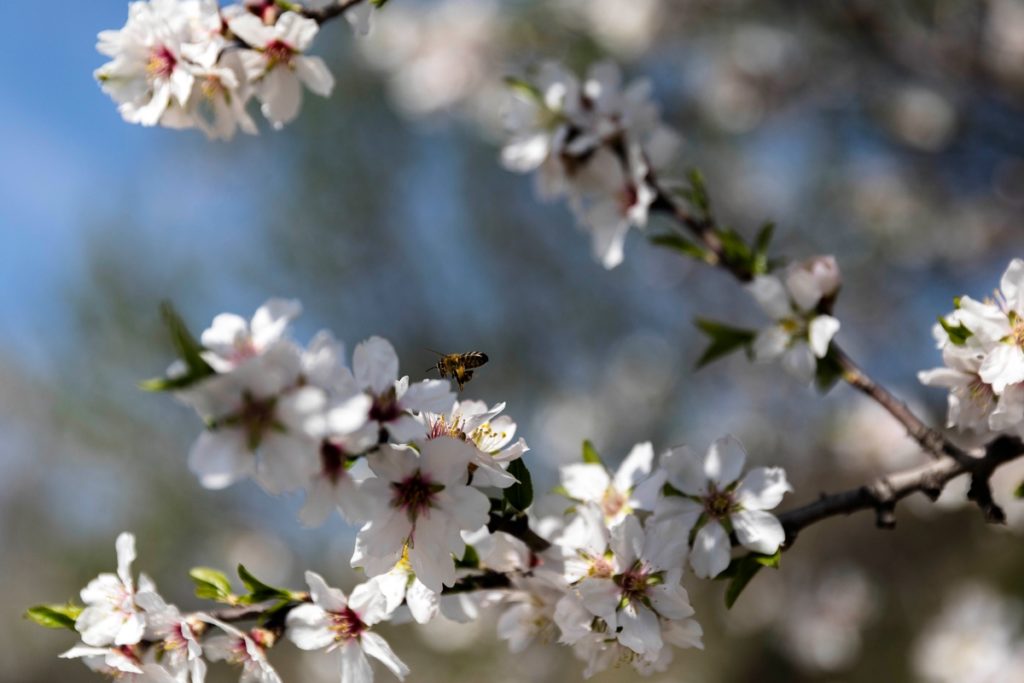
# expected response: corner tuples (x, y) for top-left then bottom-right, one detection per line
(582, 440), (604, 466)
(694, 319), (756, 368)
(686, 169), (711, 218)
(237, 565), (291, 605)
(370, 0), (390, 6)
(141, 302), (215, 392)
(717, 228), (753, 271)
(752, 222), (775, 275)
(814, 347), (845, 393)
(504, 458), (534, 512)
(25, 604), (82, 631)
(190, 567), (234, 603)
(724, 551), (781, 609)
(1015, 480), (1024, 499)
(456, 545), (480, 569)
(938, 317), (972, 346)
(649, 234), (708, 262)
(504, 76), (543, 104)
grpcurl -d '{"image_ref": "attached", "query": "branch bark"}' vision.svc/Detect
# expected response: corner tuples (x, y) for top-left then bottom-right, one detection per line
(298, 0), (369, 23)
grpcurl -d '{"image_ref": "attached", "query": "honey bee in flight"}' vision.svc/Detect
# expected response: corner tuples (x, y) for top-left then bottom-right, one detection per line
(426, 350), (489, 391)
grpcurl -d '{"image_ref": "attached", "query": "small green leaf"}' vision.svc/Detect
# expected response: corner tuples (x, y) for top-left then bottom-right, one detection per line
(649, 234), (708, 261)
(694, 319), (756, 368)
(504, 76), (543, 104)
(724, 551), (781, 609)
(370, 0), (390, 6)
(456, 545), (480, 569)
(938, 317), (972, 346)
(686, 168), (711, 218)
(141, 302), (215, 392)
(190, 567), (234, 603)
(25, 604), (82, 631)
(752, 222), (775, 275)
(1015, 480), (1024, 499)
(814, 347), (845, 393)
(582, 440), (604, 466)
(504, 458), (534, 512)
(237, 565), (291, 605)
(717, 228), (753, 271)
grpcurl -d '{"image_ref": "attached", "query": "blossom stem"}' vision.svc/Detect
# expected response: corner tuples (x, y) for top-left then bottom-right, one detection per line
(298, 0), (371, 23)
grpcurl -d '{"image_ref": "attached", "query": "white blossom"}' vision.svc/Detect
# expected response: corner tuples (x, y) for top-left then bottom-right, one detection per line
(202, 619), (282, 683)
(60, 645), (178, 683)
(75, 533), (154, 647)
(286, 572), (409, 683)
(135, 590), (207, 683)
(422, 399), (527, 488)
(229, 11), (335, 129)
(559, 442), (663, 524)
(352, 438), (491, 593)
(651, 436), (791, 579)
(199, 298), (302, 373)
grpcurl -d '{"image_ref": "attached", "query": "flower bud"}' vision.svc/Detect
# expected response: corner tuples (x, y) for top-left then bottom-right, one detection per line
(786, 255), (842, 312)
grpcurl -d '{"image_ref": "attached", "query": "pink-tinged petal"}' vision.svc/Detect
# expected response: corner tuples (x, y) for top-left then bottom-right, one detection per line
(690, 520), (730, 579)
(354, 337), (400, 395)
(576, 578), (621, 623)
(561, 464), (611, 502)
(647, 584), (694, 620)
(808, 315), (840, 358)
(361, 632), (410, 680)
(418, 437), (475, 485)
(286, 603), (335, 651)
(748, 276), (792, 319)
(305, 571), (348, 612)
(188, 429), (253, 490)
(295, 56), (334, 97)
(617, 601), (662, 655)
(339, 640), (373, 683)
(785, 267), (824, 312)
(277, 11), (319, 51)
(703, 435), (747, 488)
(612, 442), (655, 493)
(735, 467), (791, 511)
(348, 582), (388, 625)
(731, 508), (785, 555)
(201, 313), (249, 355)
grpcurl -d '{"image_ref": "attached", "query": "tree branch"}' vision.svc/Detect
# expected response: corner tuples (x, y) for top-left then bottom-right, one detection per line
(297, 0), (370, 23)
(777, 435), (1024, 546)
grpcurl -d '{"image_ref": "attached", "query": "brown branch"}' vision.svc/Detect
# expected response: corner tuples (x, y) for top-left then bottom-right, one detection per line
(298, 0), (370, 23)
(777, 435), (1024, 546)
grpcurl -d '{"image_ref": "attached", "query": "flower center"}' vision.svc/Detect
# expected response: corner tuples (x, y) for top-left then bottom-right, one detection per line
(264, 40), (295, 69)
(615, 567), (653, 605)
(147, 45), (176, 80)
(319, 440), (349, 484)
(391, 470), (442, 521)
(586, 555), (615, 579)
(1012, 319), (1024, 348)
(617, 184), (639, 214)
(369, 387), (402, 424)
(329, 607), (366, 642)
(601, 487), (628, 520)
(233, 392), (279, 451)
(703, 486), (735, 519)
(429, 415), (466, 440)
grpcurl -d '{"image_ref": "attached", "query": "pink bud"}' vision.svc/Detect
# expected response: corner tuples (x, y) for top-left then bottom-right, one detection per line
(786, 256), (842, 311)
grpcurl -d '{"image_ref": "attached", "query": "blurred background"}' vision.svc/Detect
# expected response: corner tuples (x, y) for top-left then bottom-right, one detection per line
(3, 0), (1024, 681)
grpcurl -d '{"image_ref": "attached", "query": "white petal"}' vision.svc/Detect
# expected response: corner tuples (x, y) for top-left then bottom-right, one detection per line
(295, 56), (334, 97)
(285, 603), (334, 651)
(115, 532), (136, 587)
(659, 446), (706, 496)
(339, 641), (373, 683)
(418, 437), (475, 485)
(703, 435), (746, 488)
(617, 602), (662, 655)
(258, 66), (303, 128)
(305, 571), (348, 612)
(731, 508), (785, 555)
(354, 337), (400, 395)
(689, 520), (730, 579)
(361, 632), (409, 680)
(612, 442), (654, 493)
(188, 429), (253, 490)
(560, 464), (611, 502)
(781, 343), (817, 382)
(735, 467), (791, 511)
(752, 325), (790, 362)
(576, 578), (620, 623)
(808, 315), (840, 358)
(1001, 258), (1024, 313)
(747, 276), (792, 319)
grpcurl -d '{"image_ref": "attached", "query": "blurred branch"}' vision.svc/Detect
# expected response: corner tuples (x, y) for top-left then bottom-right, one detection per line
(298, 0), (370, 23)
(778, 435), (1024, 545)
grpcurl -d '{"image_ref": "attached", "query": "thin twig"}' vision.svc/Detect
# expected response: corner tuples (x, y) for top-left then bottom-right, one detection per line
(299, 0), (369, 23)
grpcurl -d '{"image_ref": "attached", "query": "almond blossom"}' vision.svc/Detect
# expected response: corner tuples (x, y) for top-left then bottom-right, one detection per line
(60, 645), (178, 683)
(134, 590), (206, 683)
(229, 11), (335, 129)
(748, 256), (842, 382)
(199, 298), (302, 373)
(286, 572), (408, 683)
(201, 619), (282, 683)
(559, 442), (663, 524)
(75, 533), (153, 648)
(421, 399), (527, 488)
(651, 435), (791, 579)
(352, 438), (491, 593)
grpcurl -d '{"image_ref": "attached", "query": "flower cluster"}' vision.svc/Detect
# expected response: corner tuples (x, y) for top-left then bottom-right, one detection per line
(500, 61), (680, 269)
(37, 298), (794, 681)
(920, 258), (1024, 436)
(95, 0), (373, 138)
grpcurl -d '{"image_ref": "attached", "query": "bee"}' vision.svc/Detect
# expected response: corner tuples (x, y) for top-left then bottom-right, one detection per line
(426, 350), (489, 391)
